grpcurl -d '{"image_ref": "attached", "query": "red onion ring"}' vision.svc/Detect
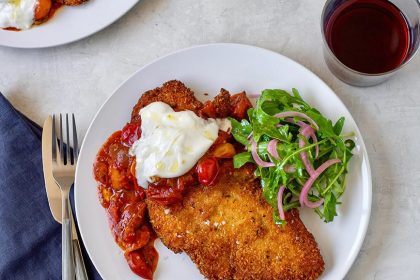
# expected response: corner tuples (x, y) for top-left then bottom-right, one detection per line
(310, 133), (319, 159)
(284, 165), (295, 173)
(267, 139), (280, 160)
(274, 111), (319, 130)
(250, 138), (275, 167)
(299, 125), (316, 176)
(299, 138), (316, 177)
(300, 125), (314, 139)
(277, 186), (286, 221)
(286, 118), (319, 158)
(299, 159), (341, 208)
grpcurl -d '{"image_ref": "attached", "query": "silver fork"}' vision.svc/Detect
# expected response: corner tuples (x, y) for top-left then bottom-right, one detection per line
(52, 114), (78, 280)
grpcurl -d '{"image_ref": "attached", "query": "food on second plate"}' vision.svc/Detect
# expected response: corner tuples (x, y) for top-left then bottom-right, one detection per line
(93, 80), (354, 279)
(0, 0), (87, 31)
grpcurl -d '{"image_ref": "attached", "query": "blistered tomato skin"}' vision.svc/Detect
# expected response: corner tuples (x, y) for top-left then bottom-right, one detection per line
(34, 0), (52, 21)
(199, 100), (217, 118)
(230, 92), (253, 120)
(121, 123), (141, 147)
(196, 157), (220, 186)
(212, 143), (236, 158)
(125, 249), (154, 280)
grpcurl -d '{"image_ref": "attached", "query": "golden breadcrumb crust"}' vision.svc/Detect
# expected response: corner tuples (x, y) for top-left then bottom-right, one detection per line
(147, 162), (325, 280)
(131, 80), (203, 123)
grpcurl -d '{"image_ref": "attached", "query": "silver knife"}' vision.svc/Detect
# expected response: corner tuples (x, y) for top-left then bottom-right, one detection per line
(42, 116), (88, 280)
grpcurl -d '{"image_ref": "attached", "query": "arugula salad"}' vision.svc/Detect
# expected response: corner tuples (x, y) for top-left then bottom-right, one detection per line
(229, 89), (355, 224)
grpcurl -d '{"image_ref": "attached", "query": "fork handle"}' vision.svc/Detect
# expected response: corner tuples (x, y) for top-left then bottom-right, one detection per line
(73, 239), (89, 280)
(62, 190), (75, 280)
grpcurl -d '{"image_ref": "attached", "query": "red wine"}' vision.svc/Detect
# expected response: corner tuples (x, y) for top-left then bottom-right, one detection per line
(325, 0), (410, 74)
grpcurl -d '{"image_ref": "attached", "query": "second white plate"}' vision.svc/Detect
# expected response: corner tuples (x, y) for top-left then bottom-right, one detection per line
(0, 0), (139, 48)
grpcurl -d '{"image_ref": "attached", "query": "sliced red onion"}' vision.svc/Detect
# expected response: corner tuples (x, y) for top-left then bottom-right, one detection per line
(284, 165), (295, 173)
(267, 139), (280, 160)
(274, 111), (319, 130)
(277, 186), (286, 221)
(299, 159), (341, 208)
(299, 138), (316, 177)
(296, 120), (307, 127)
(250, 138), (275, 167)
(299, 125), (316, 176)
(286, 118), (319, 158)
(300, 124), (315, 138)
(311, 133), (319, 159)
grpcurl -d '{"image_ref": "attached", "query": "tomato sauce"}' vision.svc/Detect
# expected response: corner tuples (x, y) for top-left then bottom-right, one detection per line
(93, 90), (252, 279)
(94, 129), (158, 279)
(41, 2), (63, 24)
(3, 27), (20, 31)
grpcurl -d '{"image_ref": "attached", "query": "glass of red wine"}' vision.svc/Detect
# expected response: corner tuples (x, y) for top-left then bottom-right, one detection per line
(321, 0), (420, 86)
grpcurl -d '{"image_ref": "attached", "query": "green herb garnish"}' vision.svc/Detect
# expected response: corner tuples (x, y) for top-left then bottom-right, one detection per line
(230, 88), (355, 224)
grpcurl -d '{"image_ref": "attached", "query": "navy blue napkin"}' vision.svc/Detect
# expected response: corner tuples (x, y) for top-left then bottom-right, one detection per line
(0, 93), (101, 280)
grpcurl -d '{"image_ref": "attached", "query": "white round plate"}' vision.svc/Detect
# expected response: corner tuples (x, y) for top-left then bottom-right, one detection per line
(0, 0), (139, 48)
(75, 43), (372, 280)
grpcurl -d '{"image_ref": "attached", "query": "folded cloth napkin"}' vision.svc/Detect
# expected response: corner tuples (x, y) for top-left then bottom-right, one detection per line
(0, 93), (101, 280)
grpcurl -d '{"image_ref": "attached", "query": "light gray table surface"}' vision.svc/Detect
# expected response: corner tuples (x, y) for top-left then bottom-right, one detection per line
(1, 1), (419, 279)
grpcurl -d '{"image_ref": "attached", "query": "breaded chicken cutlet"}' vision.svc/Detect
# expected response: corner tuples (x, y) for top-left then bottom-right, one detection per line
(133, 80), (325, 279)
(147, 162), (324, 280)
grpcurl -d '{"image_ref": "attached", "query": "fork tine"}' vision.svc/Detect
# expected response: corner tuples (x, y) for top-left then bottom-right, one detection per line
(59, 114), (65, 164)
(52, 115), (57, 162)
(72, 114), (79, 163)
(66, 114), (70, 165)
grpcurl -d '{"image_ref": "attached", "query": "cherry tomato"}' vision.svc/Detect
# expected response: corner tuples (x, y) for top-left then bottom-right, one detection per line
(121, 123), (141, 147)
(213, 131), (231, 145)
(93, 159), (109, 184)
(199, 101), (217, 118)
(230, 92), (252, 120)
(196, 157), (219, 186)
(34, 0), (52, 21)
(125, 250), (153, 280)
(212, 143), (236, 158)
(146, 179), (184, 205)
(97, 185), (113, 208)
(120, 203), (147, 244)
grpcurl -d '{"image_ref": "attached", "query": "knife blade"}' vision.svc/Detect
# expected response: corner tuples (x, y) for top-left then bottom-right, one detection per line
(42, 116), (88, 280)
(42, 116), (62, 223)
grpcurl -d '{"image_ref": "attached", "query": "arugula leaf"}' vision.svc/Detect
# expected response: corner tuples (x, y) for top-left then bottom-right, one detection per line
(233, 152), (253, 168)
(333, 117), (345, 135)
(230, 87), (355, 225)
(323, 192), (338, 222)
(229, 117), (252, 146)
(249, 107), (288, 142)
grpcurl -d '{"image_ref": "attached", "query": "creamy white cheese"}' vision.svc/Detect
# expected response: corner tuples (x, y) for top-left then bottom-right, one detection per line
(130, 102), (231, 188)
(0, 0), (37, 30)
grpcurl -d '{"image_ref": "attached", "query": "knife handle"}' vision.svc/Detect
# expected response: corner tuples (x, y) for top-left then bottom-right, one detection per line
(73, 239), (89, 280)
